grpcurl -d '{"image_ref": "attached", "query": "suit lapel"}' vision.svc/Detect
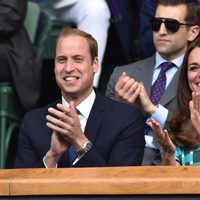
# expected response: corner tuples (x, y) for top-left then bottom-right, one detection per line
(134, 56), (155, 96)
(84, 91), (105, 144)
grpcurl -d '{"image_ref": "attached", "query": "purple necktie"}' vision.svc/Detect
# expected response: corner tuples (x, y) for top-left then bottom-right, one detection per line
(145, 62), (175, 137)
(150, 62), (175, 105)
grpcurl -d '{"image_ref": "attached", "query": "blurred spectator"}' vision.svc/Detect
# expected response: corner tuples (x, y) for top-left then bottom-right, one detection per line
(137, 0), (157, 59)
(33, 0), (111, 88)
(0, 0), (42, 111)
(105, 0), (142, 64)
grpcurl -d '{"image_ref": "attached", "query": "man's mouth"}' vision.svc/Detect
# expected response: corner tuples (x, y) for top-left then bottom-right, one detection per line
(64, 76), (79, 81)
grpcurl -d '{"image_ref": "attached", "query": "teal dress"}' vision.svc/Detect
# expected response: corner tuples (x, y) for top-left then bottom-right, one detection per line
(175, 146), (200, 166)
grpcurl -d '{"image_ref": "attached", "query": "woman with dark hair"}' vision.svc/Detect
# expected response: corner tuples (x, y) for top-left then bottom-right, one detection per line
(149, 37), (200, 166)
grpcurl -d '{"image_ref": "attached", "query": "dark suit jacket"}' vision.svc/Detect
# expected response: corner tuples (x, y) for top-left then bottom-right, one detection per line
(106, 55), (180, 123)
(14, 91), (145, 168)
(0, 0), (41, 111)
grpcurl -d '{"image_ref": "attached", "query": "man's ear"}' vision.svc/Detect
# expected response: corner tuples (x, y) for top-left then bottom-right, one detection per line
(92, 57), (99, 73)
(188, 25), (200, 42)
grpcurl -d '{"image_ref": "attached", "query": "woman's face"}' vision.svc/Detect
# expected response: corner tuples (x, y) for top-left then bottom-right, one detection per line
(187, 47), (200, 93)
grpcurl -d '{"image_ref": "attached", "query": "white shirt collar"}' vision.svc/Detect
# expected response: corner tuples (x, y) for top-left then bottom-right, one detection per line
(155, 52), (184, 69)
(61, 90), (96, 119)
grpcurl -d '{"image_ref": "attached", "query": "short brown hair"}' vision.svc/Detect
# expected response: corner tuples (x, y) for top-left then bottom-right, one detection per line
(55, 27), (98, 62)
(157, 0), (200, 27)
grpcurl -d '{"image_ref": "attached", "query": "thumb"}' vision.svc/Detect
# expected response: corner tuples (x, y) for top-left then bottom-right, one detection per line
(121, 72), (127, 77)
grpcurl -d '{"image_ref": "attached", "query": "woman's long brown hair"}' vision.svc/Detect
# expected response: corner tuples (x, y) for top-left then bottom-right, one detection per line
(169, 38), (200, 149)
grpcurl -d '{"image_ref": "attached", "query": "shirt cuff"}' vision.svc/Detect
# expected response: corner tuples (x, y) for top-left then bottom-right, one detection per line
(146, 104), (168, 129)
(43, 156), (58, 168)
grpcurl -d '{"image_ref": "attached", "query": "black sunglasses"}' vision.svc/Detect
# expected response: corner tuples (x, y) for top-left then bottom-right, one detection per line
(150, 17), (194, 33)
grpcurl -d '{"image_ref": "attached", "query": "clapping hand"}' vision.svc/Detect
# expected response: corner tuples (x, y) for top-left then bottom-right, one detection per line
(45, 101), (87, 167)
(189, 92), (200, 134)
(115, 73), (157, 115)
(115, 72), (140, 105)
(148, 119), (179, 165)
(148, 119), (175, 155)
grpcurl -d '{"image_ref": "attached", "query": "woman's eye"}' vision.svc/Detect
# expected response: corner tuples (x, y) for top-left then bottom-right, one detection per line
(189, 65), (199, 71)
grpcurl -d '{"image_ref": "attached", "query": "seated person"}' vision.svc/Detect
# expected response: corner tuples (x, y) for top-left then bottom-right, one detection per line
(0, 0), (41, 111)
(149, 38), (200, 166)
(14, 28), (145, 168)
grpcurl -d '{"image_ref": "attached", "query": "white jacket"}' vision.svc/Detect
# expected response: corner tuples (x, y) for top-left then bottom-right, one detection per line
(53, 0), (79, 9)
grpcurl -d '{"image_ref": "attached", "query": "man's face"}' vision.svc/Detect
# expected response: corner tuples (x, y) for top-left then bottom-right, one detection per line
(153, 5), (192, 61)
(54, 35), (99, 102)
(188, 47), (200, 93)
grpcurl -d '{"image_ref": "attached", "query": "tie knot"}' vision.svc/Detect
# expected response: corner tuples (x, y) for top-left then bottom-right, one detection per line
(160, 62), (175, 73)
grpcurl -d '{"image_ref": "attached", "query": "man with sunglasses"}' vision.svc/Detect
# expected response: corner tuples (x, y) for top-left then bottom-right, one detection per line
(106, 0), (200, 165)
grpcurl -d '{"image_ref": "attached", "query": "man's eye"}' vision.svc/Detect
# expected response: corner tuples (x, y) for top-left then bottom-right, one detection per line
(58, 58), (66, 63)
(75, 58), (83, 63)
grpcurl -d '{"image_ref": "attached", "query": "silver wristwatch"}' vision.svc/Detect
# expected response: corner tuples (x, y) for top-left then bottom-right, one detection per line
(77, 141), (93, 157)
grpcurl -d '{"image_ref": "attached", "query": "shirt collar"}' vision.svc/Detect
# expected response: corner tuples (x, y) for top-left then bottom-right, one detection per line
(155, 52), (184, 69)
(62, 89), (96, 119)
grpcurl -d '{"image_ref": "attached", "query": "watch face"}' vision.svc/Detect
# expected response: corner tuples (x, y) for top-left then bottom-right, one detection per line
(77, 141), (93, 157)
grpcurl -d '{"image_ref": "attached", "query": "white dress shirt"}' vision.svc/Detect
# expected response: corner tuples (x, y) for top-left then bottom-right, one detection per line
(145, 52), (184, 149)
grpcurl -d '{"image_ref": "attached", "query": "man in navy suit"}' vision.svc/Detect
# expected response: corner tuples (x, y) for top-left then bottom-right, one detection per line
(14, 28), (145, 168)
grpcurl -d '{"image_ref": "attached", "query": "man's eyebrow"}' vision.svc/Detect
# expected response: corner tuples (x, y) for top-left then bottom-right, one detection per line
(72, 55), (84, 58)
(56, 55), (66, 58)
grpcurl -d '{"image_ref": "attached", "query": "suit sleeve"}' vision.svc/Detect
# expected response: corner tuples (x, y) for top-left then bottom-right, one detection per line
(105, 66), (122, 100)
(14, 116), (45, 168)
(0, 0), (27, 40)
(75, 107), (145, 167)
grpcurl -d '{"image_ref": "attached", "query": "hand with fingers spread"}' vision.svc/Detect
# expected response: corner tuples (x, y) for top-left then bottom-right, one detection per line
(115, 72), (141, 105)
(148, 119), (179, 165)
(45, 101), (88, 167)
(190, 92), (200, 135)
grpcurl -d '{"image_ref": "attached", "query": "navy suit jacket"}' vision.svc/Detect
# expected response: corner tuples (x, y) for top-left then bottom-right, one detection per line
(14, 91), (145, 168)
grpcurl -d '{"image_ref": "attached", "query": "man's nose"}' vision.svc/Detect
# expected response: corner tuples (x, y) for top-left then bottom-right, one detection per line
(159, 22), (168, 35)
(64, 60), (74, 72)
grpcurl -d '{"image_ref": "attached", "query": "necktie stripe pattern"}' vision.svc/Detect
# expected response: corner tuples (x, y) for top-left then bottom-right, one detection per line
(150, 62), (175, 105)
